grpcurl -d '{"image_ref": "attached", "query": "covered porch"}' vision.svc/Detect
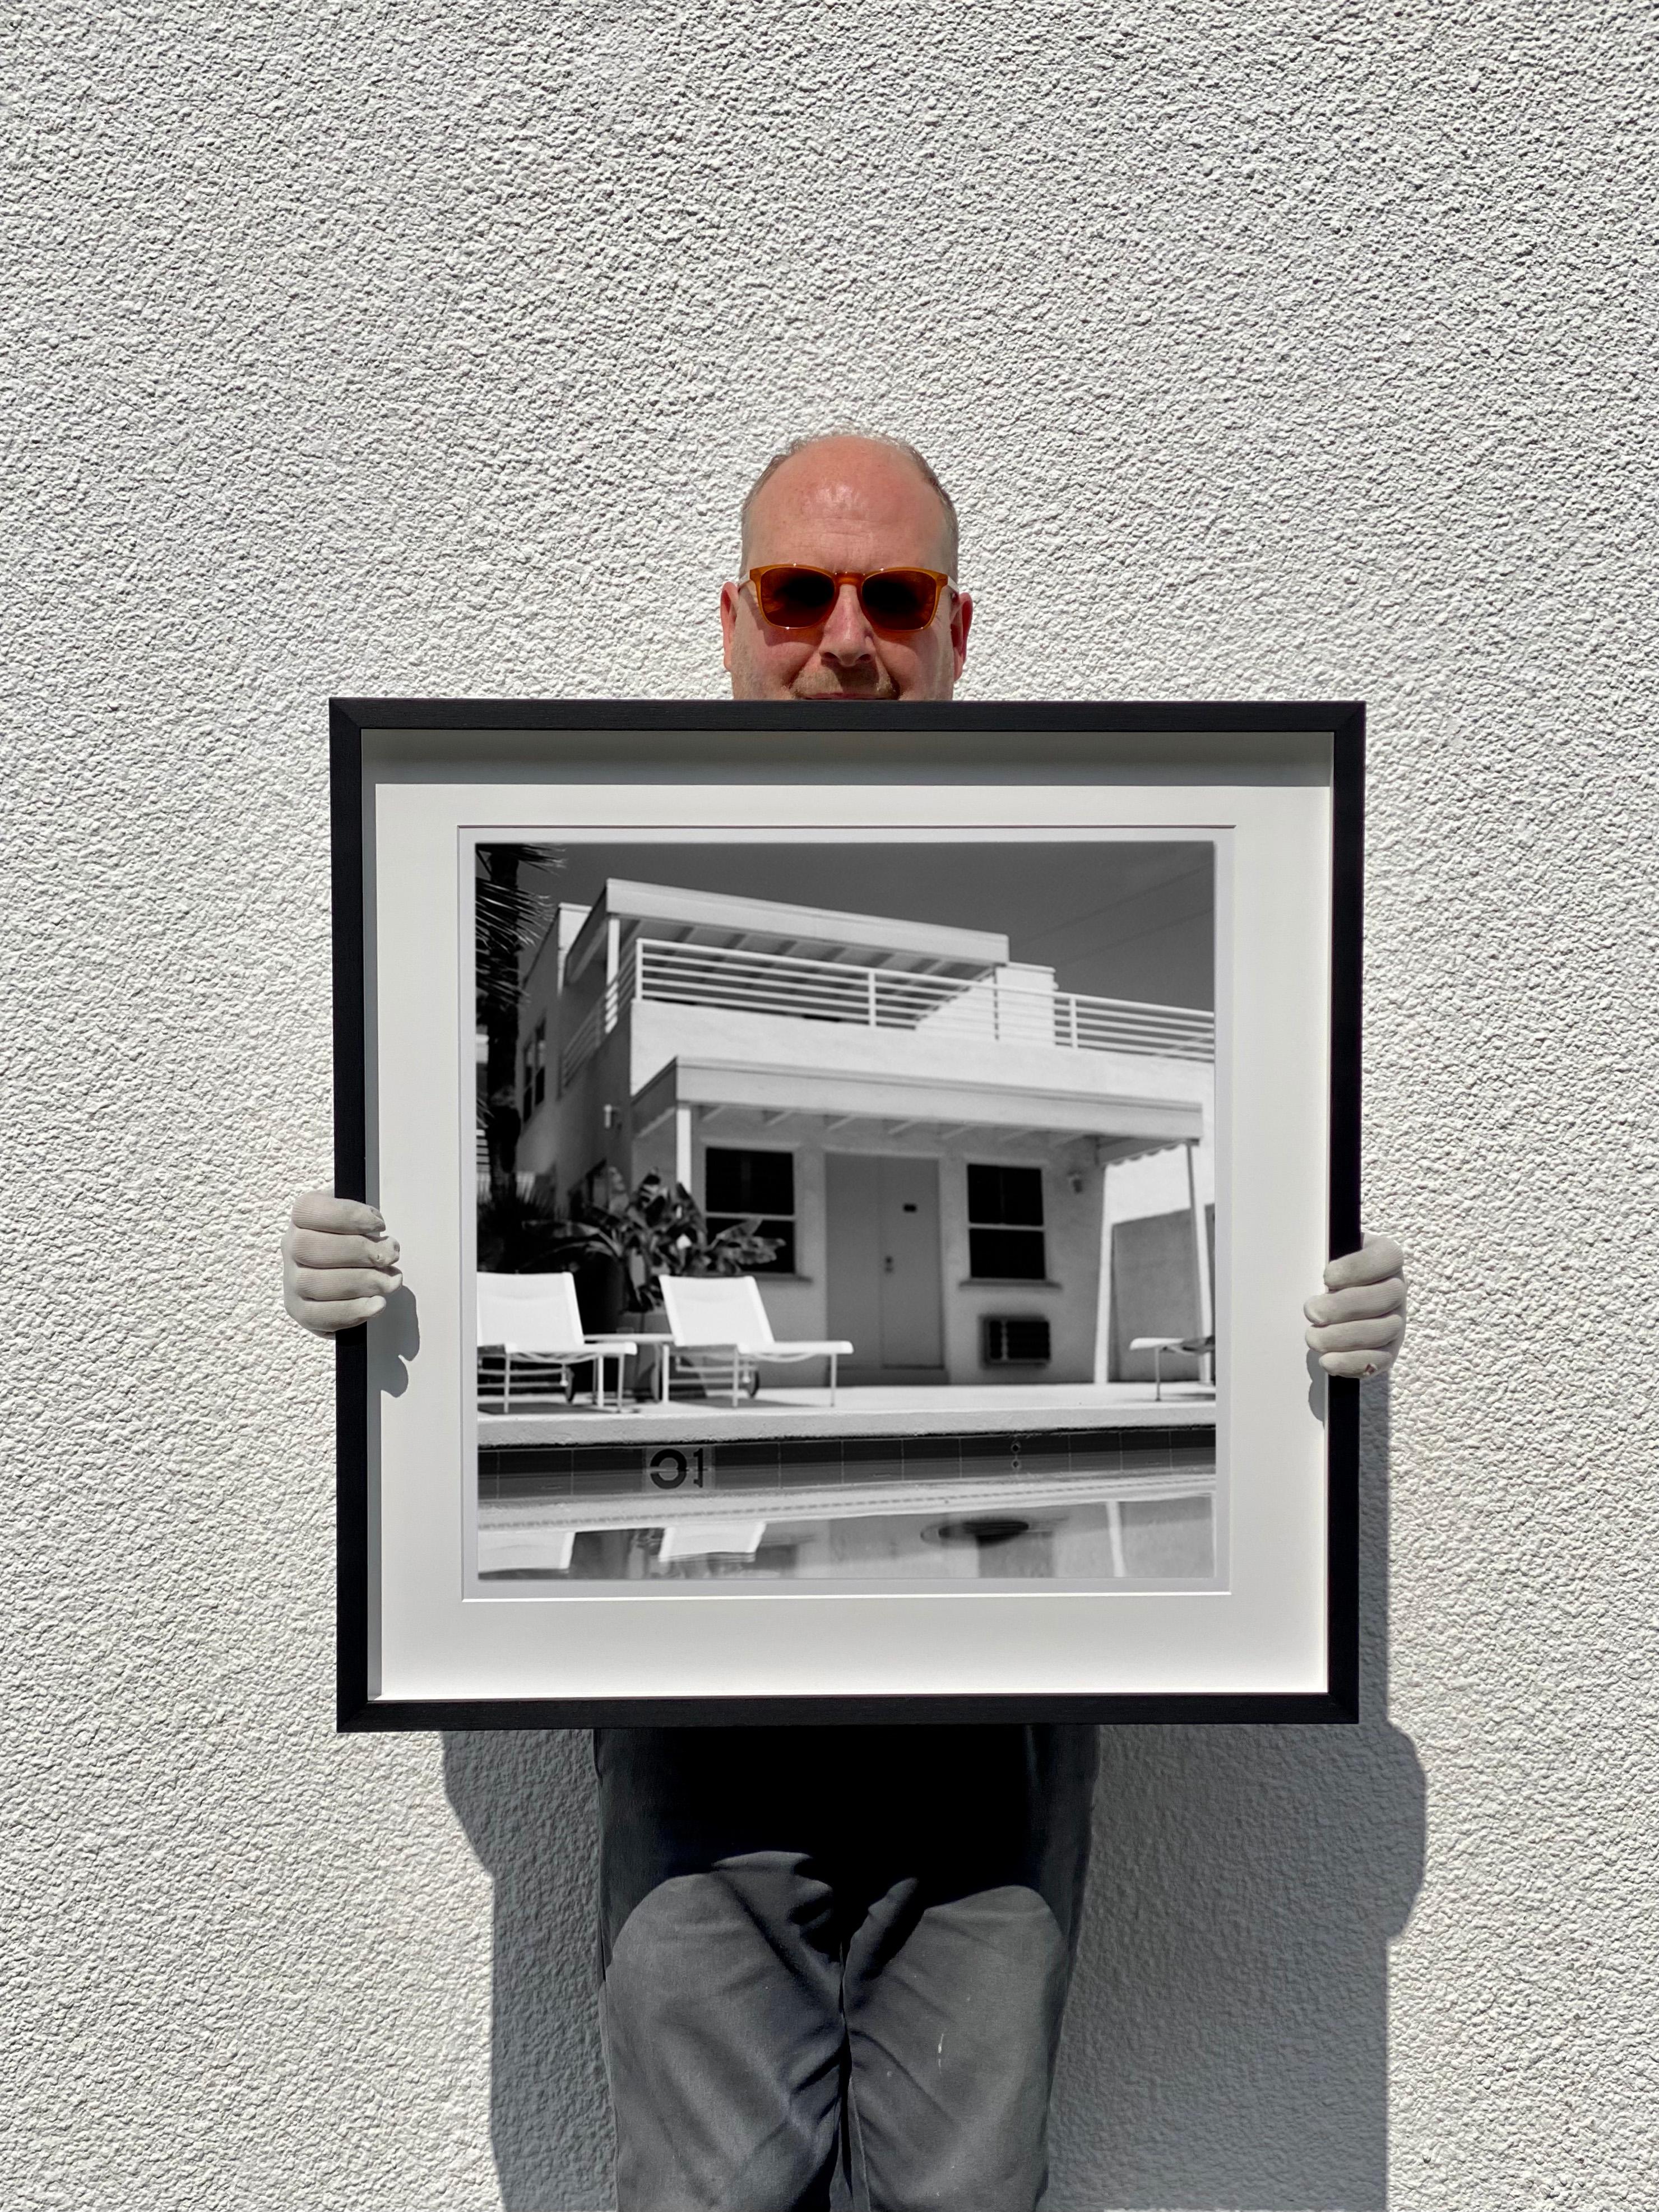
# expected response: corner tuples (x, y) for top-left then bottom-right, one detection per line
(625, 1051), (1211, 1393)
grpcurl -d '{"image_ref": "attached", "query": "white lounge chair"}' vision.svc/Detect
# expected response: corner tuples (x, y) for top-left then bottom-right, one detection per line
(477, 1272), (639, 1412)
(657, 1275), (853, 1407)
(1128, 1333), (1216, 1401)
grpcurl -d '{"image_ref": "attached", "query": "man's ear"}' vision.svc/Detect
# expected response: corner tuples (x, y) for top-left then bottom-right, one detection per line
(719, 579), (740, 673)
(951, 590), (974, 681)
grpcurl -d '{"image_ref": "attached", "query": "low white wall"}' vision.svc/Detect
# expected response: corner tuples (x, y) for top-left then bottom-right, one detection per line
(7, 4), (1653, 2206)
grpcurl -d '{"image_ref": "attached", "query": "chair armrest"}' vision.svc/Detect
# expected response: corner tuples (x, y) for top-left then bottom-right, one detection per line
(740, 1339), (855, 1357)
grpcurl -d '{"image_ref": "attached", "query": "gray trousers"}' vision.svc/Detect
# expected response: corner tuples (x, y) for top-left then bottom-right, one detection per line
(595, 1725), (1098, 2211)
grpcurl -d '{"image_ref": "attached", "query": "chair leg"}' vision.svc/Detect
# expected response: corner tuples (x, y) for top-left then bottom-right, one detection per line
(829, 1353), (837, 1408)
(731, 1350), (740, 1408)
(503, 1350), (512, 1416)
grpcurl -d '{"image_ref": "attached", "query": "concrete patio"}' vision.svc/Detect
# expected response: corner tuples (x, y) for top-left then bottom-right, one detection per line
(479, 1379), (1217, 1446)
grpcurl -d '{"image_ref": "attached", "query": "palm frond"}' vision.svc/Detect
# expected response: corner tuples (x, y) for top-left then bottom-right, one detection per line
(475, 846), (563, 1009)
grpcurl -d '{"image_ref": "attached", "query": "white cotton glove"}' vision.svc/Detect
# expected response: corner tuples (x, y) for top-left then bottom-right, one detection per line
(282, 1190), (402, 1334)
(1303, 1231), (1408, 1378)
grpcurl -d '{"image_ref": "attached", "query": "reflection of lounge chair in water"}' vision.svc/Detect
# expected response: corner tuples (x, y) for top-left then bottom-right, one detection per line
(477, 1272), (639, 1411)
(1129, 1334), (1217, 1402)
(658, 1275), (854, 1407)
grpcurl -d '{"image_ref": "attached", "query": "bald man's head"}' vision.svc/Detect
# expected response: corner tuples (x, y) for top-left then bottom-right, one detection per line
(738, 433), (960, 575)
(721, 433), (972, 702)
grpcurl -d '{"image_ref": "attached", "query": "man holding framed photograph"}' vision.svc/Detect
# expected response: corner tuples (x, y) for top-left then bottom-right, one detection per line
(285, 433), (1407, 2210)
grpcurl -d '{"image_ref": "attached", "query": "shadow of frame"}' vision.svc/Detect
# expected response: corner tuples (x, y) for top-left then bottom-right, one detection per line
(442, 1383), (1422, 2212)
(443, 1729), (612, 2211)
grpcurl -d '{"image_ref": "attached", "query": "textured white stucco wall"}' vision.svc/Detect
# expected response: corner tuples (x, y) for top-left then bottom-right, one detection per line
(7, 3), (1655, 2206)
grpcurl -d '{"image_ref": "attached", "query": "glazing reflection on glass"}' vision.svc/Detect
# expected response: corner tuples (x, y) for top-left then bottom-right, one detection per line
(478, 1429), (1217, 1587)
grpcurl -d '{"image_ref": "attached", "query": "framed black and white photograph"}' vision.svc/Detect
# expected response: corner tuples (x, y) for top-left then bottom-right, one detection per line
(333, 701), (1361, 1726)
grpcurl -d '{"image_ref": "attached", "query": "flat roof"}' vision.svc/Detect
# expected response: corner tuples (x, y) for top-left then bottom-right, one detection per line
(630, 1055), (1203, 1147)
(564, 878), (1007, 984)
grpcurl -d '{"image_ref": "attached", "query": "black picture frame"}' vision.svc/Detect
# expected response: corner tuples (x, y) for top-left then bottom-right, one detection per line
(330, 698), (1364, 1731)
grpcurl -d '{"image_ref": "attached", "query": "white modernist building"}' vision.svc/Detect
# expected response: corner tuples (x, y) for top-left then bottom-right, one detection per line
(513, 878), (1216, 1390)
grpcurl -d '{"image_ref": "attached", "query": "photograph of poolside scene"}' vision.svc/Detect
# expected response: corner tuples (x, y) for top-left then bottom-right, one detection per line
(474, 836), (1220, 1589)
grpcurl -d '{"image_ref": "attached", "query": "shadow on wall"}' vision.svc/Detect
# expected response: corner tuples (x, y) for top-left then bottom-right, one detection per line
(442, 1385), (1424, 2212)
(1047, 1381), (1426, 2210)
(443, 1729), (612, 2211)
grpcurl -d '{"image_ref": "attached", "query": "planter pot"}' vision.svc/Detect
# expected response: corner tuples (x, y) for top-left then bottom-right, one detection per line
(573, 1254), (628, 1335)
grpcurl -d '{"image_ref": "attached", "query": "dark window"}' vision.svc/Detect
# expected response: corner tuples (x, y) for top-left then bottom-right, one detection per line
(705, 1147), (795, 1274)
(520, 1018), (547, 1120)
(967, 1163), (1046, 1279)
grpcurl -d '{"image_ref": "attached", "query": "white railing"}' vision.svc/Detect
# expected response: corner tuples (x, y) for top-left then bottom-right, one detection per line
(560, 936), (1213, 1085)
(558, 996), (606, 1087)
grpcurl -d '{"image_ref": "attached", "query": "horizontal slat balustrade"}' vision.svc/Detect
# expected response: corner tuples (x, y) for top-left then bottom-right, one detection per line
(558, 936), (1213, 1084)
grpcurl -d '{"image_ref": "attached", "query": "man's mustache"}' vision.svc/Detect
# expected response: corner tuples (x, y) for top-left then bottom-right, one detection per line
(789, 669), (900, 699)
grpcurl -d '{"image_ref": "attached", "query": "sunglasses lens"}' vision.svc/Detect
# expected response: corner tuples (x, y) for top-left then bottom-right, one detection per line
(756, 567), (837, 625)
(859, 569), (939, 629)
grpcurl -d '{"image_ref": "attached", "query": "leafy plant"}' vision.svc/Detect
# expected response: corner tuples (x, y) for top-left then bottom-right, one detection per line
(476, 1184), (570, 1273)
(559, 1170), (778, 1307)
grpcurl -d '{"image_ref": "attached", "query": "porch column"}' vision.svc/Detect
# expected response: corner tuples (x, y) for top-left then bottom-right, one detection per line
(1185, 1139), (1214, 1385)
(674, 1103), (694, 1195)
(1091, 1160), (1113, 1385)
(603, 916), (622, 1030)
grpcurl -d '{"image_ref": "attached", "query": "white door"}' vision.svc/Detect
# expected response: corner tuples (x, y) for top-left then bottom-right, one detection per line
(826, 1154), (944, 1380)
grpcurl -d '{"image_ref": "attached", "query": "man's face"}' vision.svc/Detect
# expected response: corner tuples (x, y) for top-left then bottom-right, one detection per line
(721, 438), (973, 701)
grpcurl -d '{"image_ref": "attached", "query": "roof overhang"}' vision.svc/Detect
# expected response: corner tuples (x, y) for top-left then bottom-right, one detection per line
(631, 1056), (1203, 1148)
(566, 878), (1007, 986)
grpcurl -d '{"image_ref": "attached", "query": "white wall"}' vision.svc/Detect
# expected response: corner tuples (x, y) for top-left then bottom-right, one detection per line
(7, 5), (1653, 2207)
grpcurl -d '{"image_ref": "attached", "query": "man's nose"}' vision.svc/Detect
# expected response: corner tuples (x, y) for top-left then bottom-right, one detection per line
(818, 579), (874, 659)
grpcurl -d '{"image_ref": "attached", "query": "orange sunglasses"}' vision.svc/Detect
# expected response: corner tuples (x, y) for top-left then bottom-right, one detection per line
(744, 564), (954, 633)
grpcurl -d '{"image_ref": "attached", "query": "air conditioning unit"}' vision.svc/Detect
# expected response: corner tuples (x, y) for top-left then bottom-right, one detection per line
(981, 1316), (1051, 1366)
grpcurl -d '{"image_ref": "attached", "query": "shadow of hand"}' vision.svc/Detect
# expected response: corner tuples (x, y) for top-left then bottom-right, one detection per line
(374, 1283), (420, 1398)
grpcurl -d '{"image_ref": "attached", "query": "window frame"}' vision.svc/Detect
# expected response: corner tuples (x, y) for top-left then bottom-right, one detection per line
(966, 1161), (1048, 1282)
(703, 1143), (798, 1276)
